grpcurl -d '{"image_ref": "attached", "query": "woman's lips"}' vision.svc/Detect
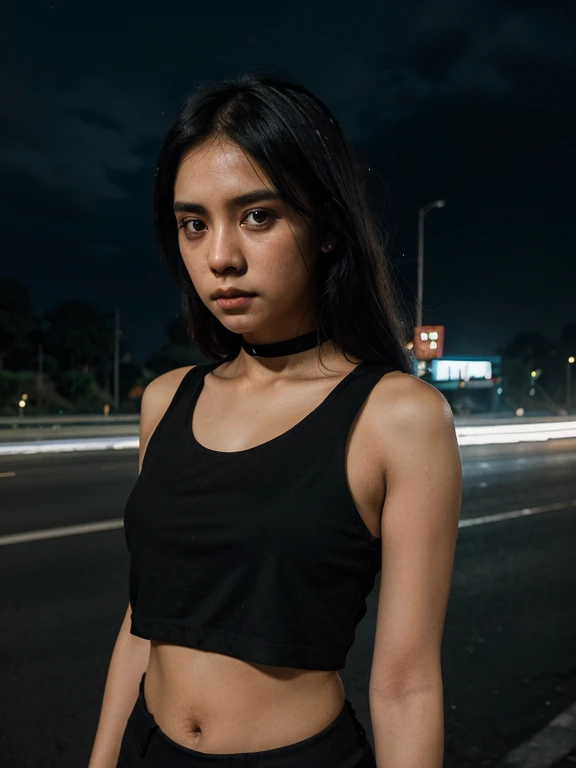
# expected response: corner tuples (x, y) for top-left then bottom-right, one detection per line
(215, 295), (255, 309)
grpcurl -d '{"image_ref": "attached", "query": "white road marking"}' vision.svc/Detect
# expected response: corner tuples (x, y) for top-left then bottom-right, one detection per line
(0, 519), (123, 546)
(498, 700), (576, 767)
(1, 498), (574, 547)
(458, 499), (576, 527)
(0, 471), (16, 478)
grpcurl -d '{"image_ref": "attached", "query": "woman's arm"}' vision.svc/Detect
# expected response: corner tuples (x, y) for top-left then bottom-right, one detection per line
(87, 604), (150, 768)
(87, 365), (196, 767)
(367, 375), (462, 768)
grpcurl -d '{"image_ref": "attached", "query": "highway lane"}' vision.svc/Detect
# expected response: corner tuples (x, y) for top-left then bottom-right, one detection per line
(2, 439), (576, 536)
(0, 451), (136, 536)
(0, 441), (575, 767)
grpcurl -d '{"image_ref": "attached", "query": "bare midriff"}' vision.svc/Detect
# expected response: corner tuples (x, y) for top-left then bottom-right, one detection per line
(144, 642), (346, 753)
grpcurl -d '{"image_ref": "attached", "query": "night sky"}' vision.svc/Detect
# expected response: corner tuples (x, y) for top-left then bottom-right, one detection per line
(2, 2), (574, 364)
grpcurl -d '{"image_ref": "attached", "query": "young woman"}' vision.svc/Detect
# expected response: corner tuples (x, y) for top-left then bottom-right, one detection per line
(88, 72), (462, 768)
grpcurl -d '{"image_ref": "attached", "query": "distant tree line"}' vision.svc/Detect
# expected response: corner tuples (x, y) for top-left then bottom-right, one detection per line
(0, 279), (206, 415)
(0, 278), (575, 416)
(495, 325), (576, 415)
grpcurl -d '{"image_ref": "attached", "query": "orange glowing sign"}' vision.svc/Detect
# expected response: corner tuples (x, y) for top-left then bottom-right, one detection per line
(413, 325), (445, 359)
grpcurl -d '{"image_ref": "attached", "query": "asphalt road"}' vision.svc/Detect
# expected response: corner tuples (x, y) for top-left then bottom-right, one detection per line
(1, 439), (575, 767)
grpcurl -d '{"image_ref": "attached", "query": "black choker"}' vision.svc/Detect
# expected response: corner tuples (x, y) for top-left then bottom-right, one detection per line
(241, 330), (330, 358)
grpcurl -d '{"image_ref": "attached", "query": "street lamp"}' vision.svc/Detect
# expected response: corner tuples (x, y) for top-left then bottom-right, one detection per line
(416, 199), (446, 328)
(18, 393), (28, 417)
(568, 356), (575, 411)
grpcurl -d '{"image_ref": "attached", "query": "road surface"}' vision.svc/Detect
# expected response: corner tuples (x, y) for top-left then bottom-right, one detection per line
(1, 439), (575, 767)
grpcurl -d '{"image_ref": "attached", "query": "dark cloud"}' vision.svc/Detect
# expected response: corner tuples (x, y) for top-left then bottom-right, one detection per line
(0, 70), (165, 202)
(330, 3), (574, 137)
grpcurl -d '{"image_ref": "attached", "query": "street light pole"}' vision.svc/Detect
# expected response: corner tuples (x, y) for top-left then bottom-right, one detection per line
(568, 356), (575, 411)
(37, 343), (44, 408)
(416, 199), (446, 328)
(113, 308), (121, 412)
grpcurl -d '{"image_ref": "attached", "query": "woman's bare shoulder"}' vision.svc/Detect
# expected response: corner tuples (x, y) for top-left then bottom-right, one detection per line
(138, 366), (197, 470)
(373, 369), (453, 422)
(368, 370), (457, 456)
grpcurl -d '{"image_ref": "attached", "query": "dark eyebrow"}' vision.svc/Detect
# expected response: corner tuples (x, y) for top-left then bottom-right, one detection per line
(173, 189), (283, 215)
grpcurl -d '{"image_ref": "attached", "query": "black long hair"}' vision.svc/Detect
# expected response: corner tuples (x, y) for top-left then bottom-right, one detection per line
(153, 71), (413, 373)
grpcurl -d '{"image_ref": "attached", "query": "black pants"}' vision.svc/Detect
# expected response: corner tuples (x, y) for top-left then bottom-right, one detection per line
(117, 673), (376, 767)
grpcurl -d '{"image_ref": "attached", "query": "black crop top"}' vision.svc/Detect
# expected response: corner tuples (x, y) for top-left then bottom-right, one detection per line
(123, 358), (396, 671)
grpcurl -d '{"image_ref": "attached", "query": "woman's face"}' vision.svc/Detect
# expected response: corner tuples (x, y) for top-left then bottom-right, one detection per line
(173, 136), (331, 343)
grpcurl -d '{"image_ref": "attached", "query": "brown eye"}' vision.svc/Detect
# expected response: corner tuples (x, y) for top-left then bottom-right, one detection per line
(244, 209), (274, 226)
(179, 219), (206, 235)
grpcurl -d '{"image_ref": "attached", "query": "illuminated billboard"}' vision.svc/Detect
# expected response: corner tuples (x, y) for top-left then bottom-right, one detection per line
(432, 359), (493, 382)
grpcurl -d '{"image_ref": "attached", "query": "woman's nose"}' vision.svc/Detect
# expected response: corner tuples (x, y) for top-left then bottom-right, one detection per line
(206, 227), (244, 271)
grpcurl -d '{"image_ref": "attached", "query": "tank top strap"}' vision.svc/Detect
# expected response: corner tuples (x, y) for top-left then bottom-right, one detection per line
(153, 358), (396, 460)
(302, 360), (398, 448)
(142, 360), (227, 458)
